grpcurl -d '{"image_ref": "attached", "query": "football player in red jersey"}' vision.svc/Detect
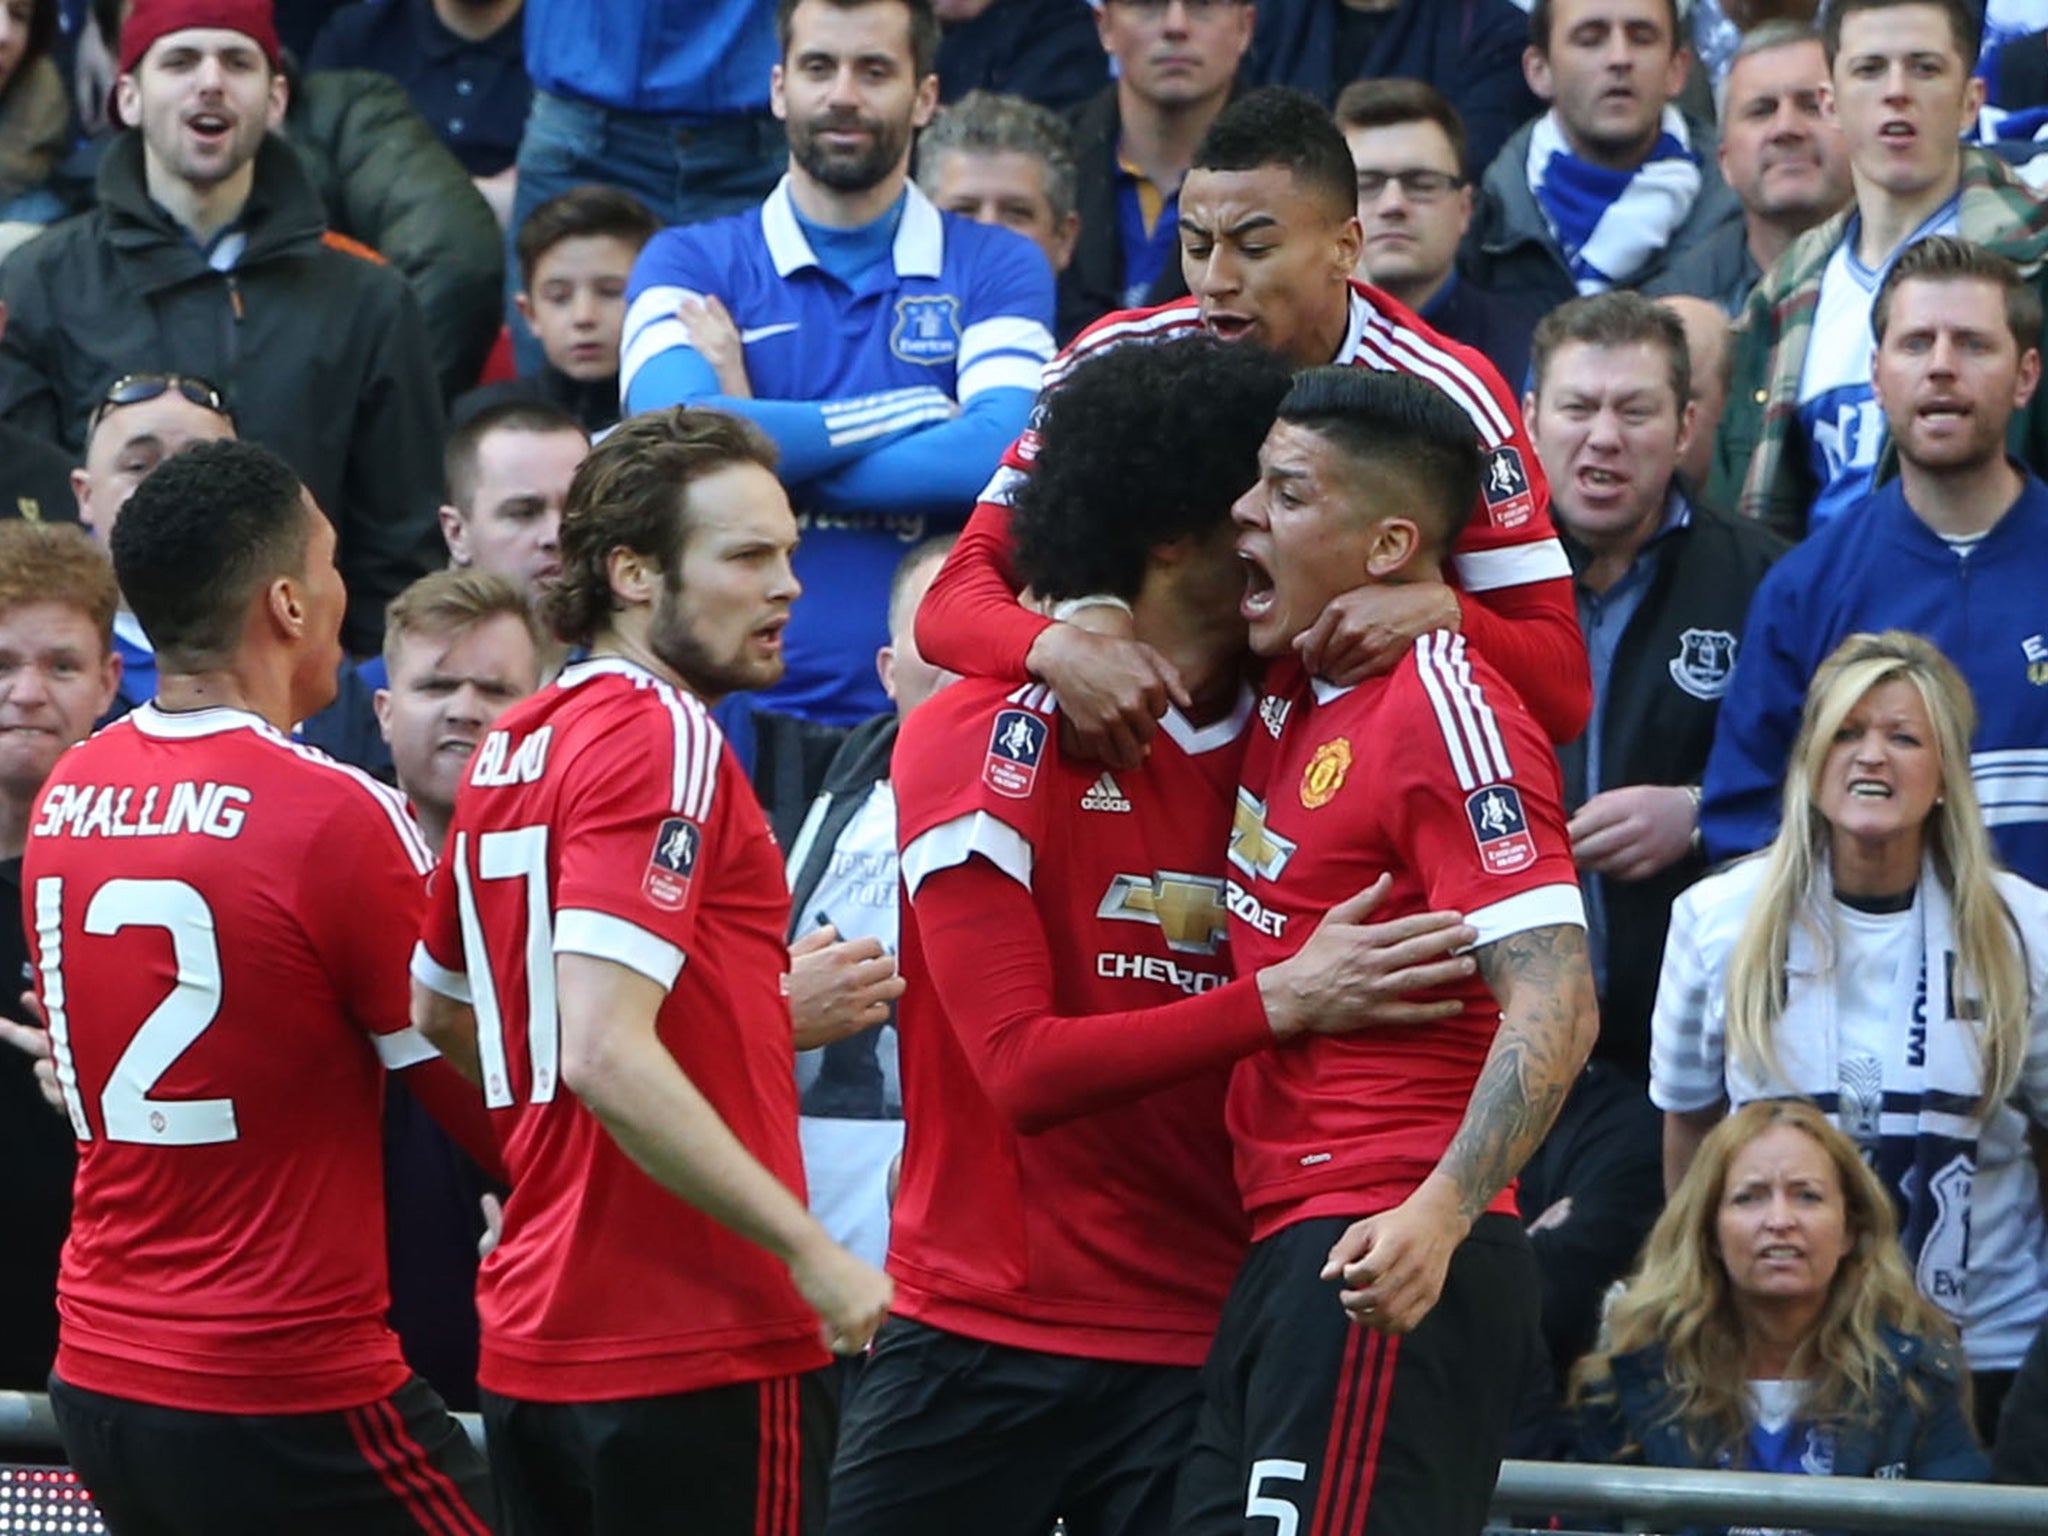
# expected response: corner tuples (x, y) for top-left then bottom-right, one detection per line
(917, 87), (1591, 766)
(24, 441), (499, 1534)
(411, 409), (892, 1536)
(829, 337), (1487, 1536)
(1174, 369), (1599, 1536)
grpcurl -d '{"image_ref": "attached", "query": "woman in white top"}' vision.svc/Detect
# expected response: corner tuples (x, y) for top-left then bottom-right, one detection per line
(1651, 630), (2048, 1432)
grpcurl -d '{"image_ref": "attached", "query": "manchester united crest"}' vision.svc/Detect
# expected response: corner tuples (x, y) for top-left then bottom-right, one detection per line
(1300, 737), (1352, 810)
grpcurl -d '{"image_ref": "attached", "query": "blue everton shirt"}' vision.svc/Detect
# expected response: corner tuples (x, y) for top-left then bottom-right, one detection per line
(620, 179), (1055, 724)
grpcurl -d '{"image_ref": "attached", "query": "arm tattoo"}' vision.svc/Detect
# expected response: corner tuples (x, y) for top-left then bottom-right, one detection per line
(1440, 923), (1597, 1226)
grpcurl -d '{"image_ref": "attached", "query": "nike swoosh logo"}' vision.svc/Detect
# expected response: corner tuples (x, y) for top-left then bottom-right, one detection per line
(740, 323), (799, 344)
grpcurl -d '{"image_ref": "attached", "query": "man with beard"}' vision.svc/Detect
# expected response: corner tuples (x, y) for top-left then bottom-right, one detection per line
(619, 0), (1056, 727)
(412, 408), (894, 1533)
(1702, 237), (2048, 888)
(0, 0), (446, 658)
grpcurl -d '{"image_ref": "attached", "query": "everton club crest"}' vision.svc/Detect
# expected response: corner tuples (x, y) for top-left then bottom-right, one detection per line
(1668, 627), (1738, 701)
(891, 295), (962, 364)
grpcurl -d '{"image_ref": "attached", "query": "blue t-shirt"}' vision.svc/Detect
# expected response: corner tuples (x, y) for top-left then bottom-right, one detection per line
(619, 178), (1055, 723)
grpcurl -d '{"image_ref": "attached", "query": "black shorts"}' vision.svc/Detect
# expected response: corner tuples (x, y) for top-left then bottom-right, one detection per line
(479, 1370), (833, 1536)
(827, 1316), (1202, 1536)
(1173, 1212), (1539, 1536)
(48, 1371), (495, 1536)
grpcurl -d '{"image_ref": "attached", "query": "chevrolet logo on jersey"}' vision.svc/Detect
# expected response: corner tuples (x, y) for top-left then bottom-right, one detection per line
(1097, 871), (1231, 955)
(1228, 788), (1297, 880)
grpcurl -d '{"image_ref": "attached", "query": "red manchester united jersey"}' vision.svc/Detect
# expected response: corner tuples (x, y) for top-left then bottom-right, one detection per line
(413, 657), (827, 1401)
(918, 280), (1587, 744)
(24, 706), (437, 1413)
(890, 679), (1261, 1366)
(1225, 635), (1585, 1240)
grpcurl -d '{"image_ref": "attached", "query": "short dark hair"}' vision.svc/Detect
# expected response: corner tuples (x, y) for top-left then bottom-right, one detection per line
(444, 399), (587, 511)
(1192, 87), (1359, 224)
(1013, 337), (1295, 603)
(0, 521), (118, 647)
(776, 0), (940, 79)
(1531, 291), (1693, 413)
(512, 184), (660, 290)
(1275, 369), (1482, 560)
(545, 408), (781, 649)
(1872, 235), (2045, 354)
(1530, 0), (1683, 55)
(1332, 78), (1469, 179)
(111, 439), (311, 670)
(886, 532), (958, 638)
(1820, 0), (1979, 66)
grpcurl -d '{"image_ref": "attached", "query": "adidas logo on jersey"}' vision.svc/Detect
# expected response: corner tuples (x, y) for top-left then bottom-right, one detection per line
(1081, 773), (1132, 812)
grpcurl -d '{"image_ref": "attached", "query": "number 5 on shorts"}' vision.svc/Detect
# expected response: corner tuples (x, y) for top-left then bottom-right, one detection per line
(1246, 1458), (1307, 1536)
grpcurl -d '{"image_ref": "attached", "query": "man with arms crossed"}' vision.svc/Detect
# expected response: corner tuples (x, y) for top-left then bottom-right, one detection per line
(1177, 369), (1599, 1536)
(412, 408), (892, 1535)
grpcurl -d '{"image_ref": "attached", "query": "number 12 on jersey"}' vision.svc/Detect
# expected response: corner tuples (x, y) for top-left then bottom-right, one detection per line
(452, 825), (561, 1109)
(34, 874), (236, 1146)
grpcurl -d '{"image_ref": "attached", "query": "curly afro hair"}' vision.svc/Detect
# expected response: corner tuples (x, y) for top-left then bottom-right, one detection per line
(1012, 335), (1294, 603)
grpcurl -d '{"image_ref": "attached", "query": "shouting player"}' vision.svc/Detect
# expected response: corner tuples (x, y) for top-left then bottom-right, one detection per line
(829, 337), (1485, 1536)
(917, 87), (1589, 763)
(411, 408), (892, 1535)
(1176, 370), (1599, 1536)
(25, 441), (498, 1533)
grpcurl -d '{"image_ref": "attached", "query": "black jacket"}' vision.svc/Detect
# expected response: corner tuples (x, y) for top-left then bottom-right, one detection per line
(1058, 85), (1196, 343)
(1423, 273), (1545, 395)
(937, 0), (1108, 115)
(0, 417), (75, 524)
(0, 134), (447, 655)
(1246, 0), (1538, 176)
(1556, 499), (1785, 1074)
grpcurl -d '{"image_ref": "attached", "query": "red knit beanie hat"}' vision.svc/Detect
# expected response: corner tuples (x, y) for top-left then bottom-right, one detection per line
(118, 0), (282, 77)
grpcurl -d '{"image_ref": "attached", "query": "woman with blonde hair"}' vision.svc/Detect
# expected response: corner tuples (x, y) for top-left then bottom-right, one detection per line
(1572, 1100), (1986, 1500)
(1650, 630), (2048, 1435)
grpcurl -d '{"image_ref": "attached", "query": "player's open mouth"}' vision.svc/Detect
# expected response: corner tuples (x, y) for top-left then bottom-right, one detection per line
(1207, 314), (1255, 342)
(1238, 552), (1276, 621)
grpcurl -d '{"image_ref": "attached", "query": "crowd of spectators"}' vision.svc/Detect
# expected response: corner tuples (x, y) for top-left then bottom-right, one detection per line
(9, 0), (2048, 1525)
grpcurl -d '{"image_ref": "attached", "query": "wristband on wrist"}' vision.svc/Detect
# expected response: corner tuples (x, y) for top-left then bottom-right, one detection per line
(1049, 595), (1135, 625)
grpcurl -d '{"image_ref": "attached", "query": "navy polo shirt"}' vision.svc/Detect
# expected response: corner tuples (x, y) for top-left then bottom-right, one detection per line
(307, 0), (531, 177)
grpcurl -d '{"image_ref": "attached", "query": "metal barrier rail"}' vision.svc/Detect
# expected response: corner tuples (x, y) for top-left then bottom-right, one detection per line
(7, 1392), (2048, 1533)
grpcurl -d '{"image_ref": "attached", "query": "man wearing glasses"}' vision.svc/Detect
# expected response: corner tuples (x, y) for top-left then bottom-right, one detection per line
(69, 374), (238, 718)
(1060, 0), (1254, 339)
(1336, 79), (1546, 393)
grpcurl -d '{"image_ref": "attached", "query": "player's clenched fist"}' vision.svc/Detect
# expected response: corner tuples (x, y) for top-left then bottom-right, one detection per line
(1319, 1176), (1469, 1334)
(789, 1235), (894, 1355)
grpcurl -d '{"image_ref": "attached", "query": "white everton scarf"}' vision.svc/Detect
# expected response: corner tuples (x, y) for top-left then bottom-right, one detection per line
(1727, 861), (1984, 1324)
(1528, 106), (1702, 295)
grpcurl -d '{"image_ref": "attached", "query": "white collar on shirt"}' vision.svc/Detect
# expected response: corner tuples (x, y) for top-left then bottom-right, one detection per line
(761, 176), (946, 281)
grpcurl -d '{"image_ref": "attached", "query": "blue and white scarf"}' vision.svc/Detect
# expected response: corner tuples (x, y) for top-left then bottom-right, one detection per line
(1728, 862), (1982, 1324)
(1528, 106), (1702, 295)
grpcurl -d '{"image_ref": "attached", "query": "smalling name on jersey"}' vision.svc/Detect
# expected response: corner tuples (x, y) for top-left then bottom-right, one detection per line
(33, 781), (252, 841)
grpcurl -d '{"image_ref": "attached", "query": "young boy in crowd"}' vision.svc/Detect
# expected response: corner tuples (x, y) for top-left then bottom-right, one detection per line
(456, 185), (660, 435)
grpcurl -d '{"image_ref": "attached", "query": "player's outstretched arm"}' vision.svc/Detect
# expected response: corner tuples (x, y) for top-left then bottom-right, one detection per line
(557, 952), (892, 1354)
(1322, 922), (1597, 1332)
